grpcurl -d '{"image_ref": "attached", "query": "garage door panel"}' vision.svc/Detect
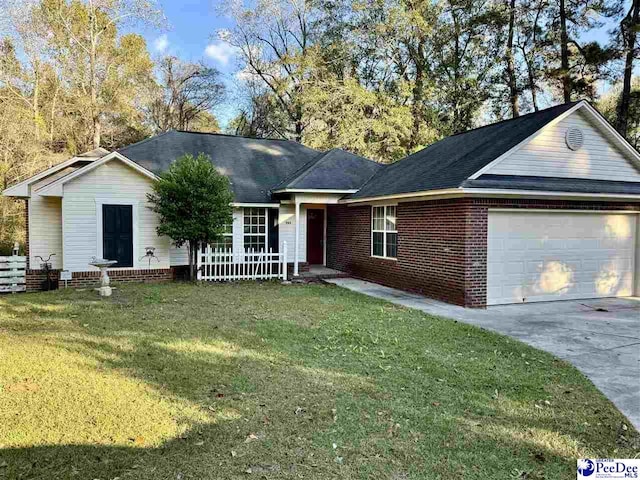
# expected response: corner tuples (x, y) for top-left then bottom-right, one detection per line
(487, 212), (637, 305)
(566, 238), (598, 249)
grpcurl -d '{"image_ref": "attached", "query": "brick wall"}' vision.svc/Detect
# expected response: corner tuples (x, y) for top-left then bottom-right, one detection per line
(327, 200), (477, 306)
(327, 198), (640, 308)
(26, 268), (175, 292)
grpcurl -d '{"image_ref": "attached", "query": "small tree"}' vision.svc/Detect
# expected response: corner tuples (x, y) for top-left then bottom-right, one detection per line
(148, 153), (234, 280)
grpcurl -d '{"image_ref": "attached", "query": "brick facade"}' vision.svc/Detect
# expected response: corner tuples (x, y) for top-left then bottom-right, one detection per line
(26, 268), (176, 292)
(327, 198), (640, 308)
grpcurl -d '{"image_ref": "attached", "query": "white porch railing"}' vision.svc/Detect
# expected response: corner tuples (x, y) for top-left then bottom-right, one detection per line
(197, 242), (287, 282)
(0, 254), (26, 293)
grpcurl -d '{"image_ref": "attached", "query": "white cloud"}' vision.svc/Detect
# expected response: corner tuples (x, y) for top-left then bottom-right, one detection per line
(154, 34), (169, 53)
(204, 42), (237, 65)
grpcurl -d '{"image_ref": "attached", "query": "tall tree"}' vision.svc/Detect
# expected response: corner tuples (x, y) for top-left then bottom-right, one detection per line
(614, 0), (640, 138)
(599, 76), (640, 148)
(431, 0), (504, 133)
(221, 0), (316, 141)
(0, 0), (54, 141)
(504, 0), (520, 116)
(515, 0), (548, 111)
(148, 56), (225, 133)
(546, 0), (618, 102)
(148, 153), (234, 281)
(558, 0), (571, 102)
(228, 85), (289, 139)
(40, 0), (162, 149)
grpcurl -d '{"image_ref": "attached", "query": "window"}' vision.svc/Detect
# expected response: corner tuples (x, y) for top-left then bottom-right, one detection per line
(212, 223), (233, 251)
(244, 207), (267, 252)
(372, 206), (397, 259)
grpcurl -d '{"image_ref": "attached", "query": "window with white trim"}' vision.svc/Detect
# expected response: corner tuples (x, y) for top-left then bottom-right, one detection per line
(243, 207), (267, 251)
(372, 206), (397, 258)
(212, 223), (233, 251)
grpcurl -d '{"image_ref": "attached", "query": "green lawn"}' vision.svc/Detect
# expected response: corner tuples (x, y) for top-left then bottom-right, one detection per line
(0, 283), (637, 479)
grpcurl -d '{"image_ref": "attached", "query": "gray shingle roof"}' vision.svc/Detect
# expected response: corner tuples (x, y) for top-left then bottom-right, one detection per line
(350, 102), (580, 199)
(118, 131), (323, 203)
(274, 148), (383, 191)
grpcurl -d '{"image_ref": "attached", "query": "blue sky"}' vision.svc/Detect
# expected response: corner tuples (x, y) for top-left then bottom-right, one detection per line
(137, 0), (241, 127)
(137, 0), (630, 129)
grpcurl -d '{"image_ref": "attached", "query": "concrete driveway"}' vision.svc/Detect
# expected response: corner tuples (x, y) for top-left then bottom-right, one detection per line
(326, 278), (640, 430)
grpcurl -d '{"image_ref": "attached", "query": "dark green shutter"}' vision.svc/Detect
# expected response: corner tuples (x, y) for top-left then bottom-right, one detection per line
(102, 205), (133, 267)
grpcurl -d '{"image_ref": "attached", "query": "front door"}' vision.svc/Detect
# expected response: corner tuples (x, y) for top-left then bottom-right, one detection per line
(103, 204), (133, 267)
(306, 209), (324, 265)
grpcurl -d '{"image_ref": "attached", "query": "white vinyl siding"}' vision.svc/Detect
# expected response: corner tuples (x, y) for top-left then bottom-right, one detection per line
(487, 211), (638, 305)
(486, 110), (640, 182)
(62, 160), (171, 272)
(169, 244), (189, 266)
(278, 204), (307, 263)
(28, 186), (63, 270)
(26, 166), (98, 271)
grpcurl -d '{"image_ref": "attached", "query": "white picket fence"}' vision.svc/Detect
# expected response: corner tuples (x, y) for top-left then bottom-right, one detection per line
(0, 254), (26, 293)
(197, 242), (288, 281)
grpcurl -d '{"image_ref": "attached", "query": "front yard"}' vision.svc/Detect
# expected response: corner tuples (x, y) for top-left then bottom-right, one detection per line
(0, 282), (637, 479)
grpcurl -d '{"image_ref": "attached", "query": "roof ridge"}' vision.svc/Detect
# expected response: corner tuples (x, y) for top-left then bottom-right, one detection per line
(175, 129), (301, 144)
(328, 147), (384, 166)
(448, 100), (583, 138)
(117, 130), (173, 153)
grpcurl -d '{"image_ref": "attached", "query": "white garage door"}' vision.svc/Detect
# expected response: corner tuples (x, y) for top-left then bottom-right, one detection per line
(487, 211), (638, 305)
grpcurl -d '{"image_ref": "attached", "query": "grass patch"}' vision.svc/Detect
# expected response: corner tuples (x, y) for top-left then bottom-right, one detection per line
(0, 282), (637, 479)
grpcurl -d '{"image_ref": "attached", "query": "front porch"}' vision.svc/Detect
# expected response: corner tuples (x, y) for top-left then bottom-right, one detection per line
(280, 192), (347, 278)
(297, 265), (348, 281)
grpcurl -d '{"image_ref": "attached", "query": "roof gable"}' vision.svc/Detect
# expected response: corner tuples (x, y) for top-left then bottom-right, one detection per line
(274, 149), (383, 191)
(350, 102), (580, 200)
(474, 103), (640, 182)
(2, 149), (108, 198)
(35, 152), (157, 197)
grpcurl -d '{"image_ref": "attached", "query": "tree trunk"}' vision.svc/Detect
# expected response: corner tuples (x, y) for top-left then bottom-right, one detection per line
(411, 71), (423, 149)
(410, 52), (425, 149)
(506, 0), (519, 117)
(452, 10), (463, 133)
(616, 0), (640, 138)
(521, 47), (539, 111)
(93, 116), (101, 149)
(33, 67), (40, 141)
(49, 83), (59, 144)
(294, 116), (303, 143)
(89, 8), (100, 149)
(188, 239), (198, 281)
(559, 0), (571, 103)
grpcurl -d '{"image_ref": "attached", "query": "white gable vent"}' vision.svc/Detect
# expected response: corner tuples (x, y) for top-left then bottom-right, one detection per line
(565, 127), (584, 151)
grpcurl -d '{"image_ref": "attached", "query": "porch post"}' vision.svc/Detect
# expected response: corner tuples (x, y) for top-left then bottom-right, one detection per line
(294, 200), (300, 277)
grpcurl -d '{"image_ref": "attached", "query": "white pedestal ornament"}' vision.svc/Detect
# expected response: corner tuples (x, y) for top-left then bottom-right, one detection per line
(89, 258), (118, 297)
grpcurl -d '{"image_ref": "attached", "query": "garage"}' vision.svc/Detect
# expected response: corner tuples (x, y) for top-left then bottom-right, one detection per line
(487, 210), (639, 305)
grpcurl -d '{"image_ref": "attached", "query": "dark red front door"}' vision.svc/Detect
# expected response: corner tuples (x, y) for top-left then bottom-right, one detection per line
(306, 209), (324, 265)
